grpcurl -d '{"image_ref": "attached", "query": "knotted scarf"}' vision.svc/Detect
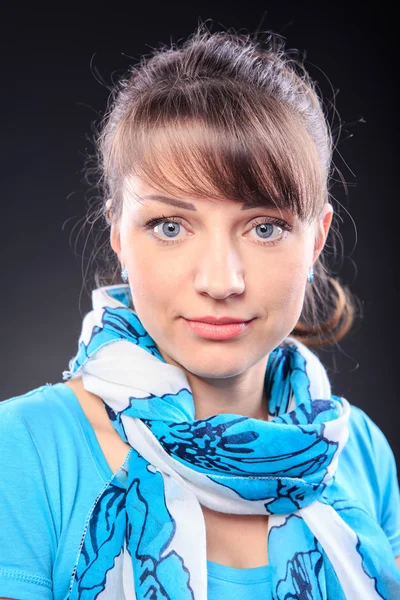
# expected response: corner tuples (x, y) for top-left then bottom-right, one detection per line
(62, 284), (400, 599)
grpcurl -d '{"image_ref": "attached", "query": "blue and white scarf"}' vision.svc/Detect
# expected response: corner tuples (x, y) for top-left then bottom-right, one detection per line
(63, 284), (400, 599)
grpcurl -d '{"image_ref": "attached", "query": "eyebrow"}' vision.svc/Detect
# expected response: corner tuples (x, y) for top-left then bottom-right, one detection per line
(140, 194), (273, 211)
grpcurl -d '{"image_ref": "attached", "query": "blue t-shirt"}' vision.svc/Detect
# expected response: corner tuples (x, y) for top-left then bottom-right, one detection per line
(0, 382), (399, 600)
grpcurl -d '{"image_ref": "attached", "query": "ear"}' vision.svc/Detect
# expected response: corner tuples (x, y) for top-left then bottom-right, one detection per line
(313, 203), (333, 263)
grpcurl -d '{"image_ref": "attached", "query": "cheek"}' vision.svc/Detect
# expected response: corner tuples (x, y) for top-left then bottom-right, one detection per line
(125, 243), (179, 307)
(255, 254), (307, 319)
(280, 260), (306, 301)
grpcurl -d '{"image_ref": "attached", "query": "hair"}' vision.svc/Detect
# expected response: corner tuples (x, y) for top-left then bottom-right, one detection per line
(88, 23), (359, 348)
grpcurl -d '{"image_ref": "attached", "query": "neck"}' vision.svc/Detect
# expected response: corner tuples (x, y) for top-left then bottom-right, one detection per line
(159, 350), (270, 421)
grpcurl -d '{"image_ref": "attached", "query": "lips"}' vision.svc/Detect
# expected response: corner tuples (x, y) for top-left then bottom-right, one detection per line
(184, 318), (254, 339)
(186, 316), (252, 325)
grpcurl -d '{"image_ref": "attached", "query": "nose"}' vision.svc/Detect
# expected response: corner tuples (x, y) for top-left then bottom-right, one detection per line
(193, 237), (245, 299)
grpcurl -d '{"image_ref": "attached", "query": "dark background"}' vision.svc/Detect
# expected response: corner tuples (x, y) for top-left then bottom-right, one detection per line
(1, 3), (399, 463)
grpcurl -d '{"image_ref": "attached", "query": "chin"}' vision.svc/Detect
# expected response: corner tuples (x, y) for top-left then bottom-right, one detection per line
(173, 351), (261, 379)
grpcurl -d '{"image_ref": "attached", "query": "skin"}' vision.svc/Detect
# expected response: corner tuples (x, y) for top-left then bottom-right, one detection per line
(110, 174), (333, 421)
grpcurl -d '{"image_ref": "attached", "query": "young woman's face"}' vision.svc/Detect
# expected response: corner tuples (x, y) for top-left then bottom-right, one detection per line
(111, 175), (332, 379)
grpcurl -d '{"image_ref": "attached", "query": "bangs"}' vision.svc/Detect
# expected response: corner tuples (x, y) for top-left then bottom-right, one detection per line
(107, 88), (325, 221)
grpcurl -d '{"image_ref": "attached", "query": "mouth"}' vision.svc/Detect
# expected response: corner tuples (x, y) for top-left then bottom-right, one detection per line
(183, 318), (255, 340)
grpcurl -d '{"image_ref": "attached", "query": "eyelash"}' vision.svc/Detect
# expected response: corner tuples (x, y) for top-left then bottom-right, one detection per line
(143, 214), (293, 246)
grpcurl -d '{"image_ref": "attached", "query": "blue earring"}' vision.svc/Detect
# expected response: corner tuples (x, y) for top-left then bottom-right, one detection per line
(307, 266), (314, 283)
(121, 267), (128, 283)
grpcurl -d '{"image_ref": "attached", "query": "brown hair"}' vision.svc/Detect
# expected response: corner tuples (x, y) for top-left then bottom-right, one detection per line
(90, 24), (358, 348)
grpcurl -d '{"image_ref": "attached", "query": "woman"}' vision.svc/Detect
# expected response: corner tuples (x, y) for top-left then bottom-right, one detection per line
(1, 25), (399, 600)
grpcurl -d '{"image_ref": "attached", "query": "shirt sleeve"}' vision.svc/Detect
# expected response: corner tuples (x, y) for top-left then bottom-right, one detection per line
(0, 406), (56, 600)
(355, 406), (400, 557)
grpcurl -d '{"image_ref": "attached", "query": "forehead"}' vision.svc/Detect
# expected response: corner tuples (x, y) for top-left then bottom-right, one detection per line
(122, 174), (293, 217)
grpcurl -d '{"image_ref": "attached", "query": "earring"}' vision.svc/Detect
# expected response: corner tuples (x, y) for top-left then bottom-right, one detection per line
(307, 266), (314, 283)
(121, 267), (129, 283)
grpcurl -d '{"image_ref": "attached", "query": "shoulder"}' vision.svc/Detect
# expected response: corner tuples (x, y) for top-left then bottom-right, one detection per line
(0, 380), (100, 437)
(345, 403), (397, 475)
(0, 384), (55, 453)
(348, 402), (399, 494)
(0, 382), (94, 484)
(338, 402), (400, 556)
(1, 382), (68, 424)
(343, 402), (397, 479)
(0, 383), (77, 480)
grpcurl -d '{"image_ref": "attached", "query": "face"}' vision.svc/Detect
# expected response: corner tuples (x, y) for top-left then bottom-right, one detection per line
(110, 175), (332, 381)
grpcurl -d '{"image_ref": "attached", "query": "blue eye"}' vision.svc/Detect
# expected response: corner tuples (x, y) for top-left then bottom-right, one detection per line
(144, 214), (291, 246)
(159, 221), (180, 238)
(255, 223), (274, 239)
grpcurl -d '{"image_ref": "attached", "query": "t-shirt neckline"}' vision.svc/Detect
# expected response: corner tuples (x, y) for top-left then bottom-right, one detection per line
(206, 559), (270, 583)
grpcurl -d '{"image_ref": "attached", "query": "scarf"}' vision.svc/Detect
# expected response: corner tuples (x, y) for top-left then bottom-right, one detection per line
(63, 284), (399, 599)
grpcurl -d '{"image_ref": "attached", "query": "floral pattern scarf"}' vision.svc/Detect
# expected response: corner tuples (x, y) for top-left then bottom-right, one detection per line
(62, 284), (400, 599)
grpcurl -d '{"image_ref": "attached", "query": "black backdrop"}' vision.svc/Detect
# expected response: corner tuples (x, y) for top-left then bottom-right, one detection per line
(1, 2), (399, 465)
